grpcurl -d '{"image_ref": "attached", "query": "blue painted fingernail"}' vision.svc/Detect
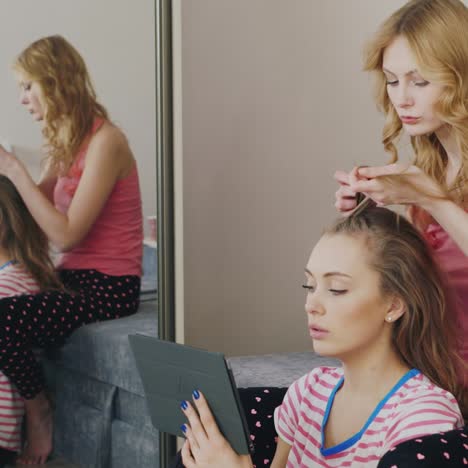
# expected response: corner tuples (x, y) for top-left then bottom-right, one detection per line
(193, 389), (200, 400)
(180, 400), (188, 410)
(180, 424), (186, 433)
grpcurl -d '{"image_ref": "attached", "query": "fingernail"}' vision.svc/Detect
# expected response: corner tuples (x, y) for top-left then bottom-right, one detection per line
(180, 424), (186, 433)
(180, 400), (188, 410)
(193, 389), (200, 400)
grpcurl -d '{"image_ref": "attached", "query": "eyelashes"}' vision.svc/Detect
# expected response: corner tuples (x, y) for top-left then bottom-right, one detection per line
(302, 285), (348, 295)
(386, 80), (429, 87)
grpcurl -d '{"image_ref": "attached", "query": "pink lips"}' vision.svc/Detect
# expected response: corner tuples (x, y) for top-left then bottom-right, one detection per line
(400, 116), (420, 124)
(309, 325), (329, 340)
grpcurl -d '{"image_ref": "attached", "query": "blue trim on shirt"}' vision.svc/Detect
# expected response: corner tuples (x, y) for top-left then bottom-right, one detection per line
(0, 260), (14, 271)
(320, 368), (420, 456)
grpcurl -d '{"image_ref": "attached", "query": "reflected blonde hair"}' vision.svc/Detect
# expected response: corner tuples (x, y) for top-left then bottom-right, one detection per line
(363, 0), (468, 202)
(0, 176), (61, 291)
(327, 202), (467, 419)
(14, 35), (108, 173)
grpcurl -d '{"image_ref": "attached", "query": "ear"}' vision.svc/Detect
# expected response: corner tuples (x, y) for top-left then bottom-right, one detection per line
(384, 296), (406, 323)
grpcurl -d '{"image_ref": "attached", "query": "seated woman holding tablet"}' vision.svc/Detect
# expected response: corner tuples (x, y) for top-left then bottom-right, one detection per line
(178, 203), (466, 468)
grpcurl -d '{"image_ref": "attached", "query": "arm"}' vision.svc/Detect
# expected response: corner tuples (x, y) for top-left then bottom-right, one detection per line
(421, 197), (468, 256)
(2, 125), (133, 251)
(352, 164), (468, 255)
(270, 438), (291, 468)
(37, 158), (58, 201)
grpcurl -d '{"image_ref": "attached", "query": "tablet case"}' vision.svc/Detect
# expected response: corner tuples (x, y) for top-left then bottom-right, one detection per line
(128, 334), (254, 455)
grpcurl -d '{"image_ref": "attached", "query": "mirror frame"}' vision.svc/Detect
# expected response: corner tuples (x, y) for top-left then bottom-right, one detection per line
(155, 0), (177, 465)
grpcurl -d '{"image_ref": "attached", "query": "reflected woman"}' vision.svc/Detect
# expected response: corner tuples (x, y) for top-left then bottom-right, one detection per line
(0, 35), (143, 464)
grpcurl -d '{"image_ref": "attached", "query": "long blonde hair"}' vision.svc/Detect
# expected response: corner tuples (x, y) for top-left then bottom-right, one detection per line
(363, 0), (468, 202)
(327, 203), (467, 419)
(0, 176), (61, 291)
(14, 35), (108, 173)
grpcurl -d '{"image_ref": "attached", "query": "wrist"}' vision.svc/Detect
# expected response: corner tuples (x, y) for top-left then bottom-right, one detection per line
(420, 195), (451, 216)
(7, 158), (28, 186)
(240, 456), (254, 468)
(416, 178), (447, 212)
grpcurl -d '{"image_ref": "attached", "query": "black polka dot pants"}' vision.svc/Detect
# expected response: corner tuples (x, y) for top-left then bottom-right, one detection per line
(0, 269), (140, 399)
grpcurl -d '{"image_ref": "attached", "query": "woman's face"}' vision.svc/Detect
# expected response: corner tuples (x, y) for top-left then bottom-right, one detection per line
(383, 36), (445, 137)
(17, 74), (45, 122)
(304, 233), (398, 361)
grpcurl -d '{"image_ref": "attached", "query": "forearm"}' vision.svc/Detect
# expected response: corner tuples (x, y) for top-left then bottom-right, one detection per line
(8, 162), (72, 250)
(422, 197), (468, 256)
(240, 455), (254, 468)
(37, 165), (58, 202)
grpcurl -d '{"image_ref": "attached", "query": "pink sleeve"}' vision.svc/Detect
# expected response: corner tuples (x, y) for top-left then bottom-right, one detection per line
(273, 371), (314, 446)
(383, 389), (463, 452)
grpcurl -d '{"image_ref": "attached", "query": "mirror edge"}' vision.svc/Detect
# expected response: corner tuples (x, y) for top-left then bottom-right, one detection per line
(155, 0), (177, 464)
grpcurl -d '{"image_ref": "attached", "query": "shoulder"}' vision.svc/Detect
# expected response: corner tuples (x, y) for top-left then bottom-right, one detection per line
(84, 121), (134, 175)
(393, 372), (460, 410)
(383, 372), (463, 449)
(88, 121), (130, 155)
(0, 264), (39, 296)
(275, 367), (340, 436)
(288, 366), (342, 400)
(304, 365), (342, 384)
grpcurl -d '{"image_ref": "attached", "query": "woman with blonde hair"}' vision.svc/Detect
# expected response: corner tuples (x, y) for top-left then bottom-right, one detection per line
(335, 0), (468, 371)
(0, 35), (142, 464)
(173, 204), (465, 467)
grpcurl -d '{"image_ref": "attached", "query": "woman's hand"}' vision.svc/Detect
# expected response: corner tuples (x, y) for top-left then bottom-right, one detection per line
(180, 390), (252, 468)
(349, 164), (445, 208)
(0, 145), (23, 179)
(334, 170), (359, 215)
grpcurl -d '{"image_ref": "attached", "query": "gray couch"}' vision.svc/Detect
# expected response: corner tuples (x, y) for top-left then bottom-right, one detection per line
(43, 300), (159, 468)
(42, 243), (160, 468)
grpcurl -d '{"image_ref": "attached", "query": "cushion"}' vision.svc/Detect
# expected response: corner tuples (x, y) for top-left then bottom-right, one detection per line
(45, 301), (157, 395)
(377, 426), (468, 467)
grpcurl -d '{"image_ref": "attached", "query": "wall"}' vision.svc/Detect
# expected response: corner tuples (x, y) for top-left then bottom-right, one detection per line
(178, 0), (409, 355)
(0, 0), (156, 229)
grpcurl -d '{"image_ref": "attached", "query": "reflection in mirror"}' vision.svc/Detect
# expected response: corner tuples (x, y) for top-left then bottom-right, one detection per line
(0, 1), (158, 467)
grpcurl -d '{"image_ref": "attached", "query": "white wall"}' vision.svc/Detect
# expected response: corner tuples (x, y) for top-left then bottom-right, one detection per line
(0, 0), (156, 229)
(178, 0), (410, 355)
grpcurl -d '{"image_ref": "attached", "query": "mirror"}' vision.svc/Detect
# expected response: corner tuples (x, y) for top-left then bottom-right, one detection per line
(0, 1), (157, 235)
(0, 1), (162, 466)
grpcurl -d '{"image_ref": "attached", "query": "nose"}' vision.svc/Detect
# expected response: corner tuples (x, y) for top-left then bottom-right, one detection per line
(395, 84), (414, 109)
(304, 292), (325, 317)
(19, 90), (28, 105)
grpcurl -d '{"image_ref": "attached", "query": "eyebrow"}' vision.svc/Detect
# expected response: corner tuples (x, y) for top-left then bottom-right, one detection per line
(304, 268), (352, 279)
(382, 68), (419, 77)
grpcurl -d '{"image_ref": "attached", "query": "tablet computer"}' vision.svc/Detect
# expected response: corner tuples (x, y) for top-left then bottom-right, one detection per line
(128, 334), (254, 455)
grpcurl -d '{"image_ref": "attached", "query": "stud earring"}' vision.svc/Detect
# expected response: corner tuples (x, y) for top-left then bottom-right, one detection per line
(386, 316), (393, 322)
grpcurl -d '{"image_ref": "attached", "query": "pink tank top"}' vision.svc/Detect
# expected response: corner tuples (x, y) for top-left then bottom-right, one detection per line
(53, 118), (143, 276)
(424, 222), (468, 364)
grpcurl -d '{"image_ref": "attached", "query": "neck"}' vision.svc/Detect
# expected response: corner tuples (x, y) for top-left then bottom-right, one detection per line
(339, 345), (410, 398)
(0, 248), (13, 267)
